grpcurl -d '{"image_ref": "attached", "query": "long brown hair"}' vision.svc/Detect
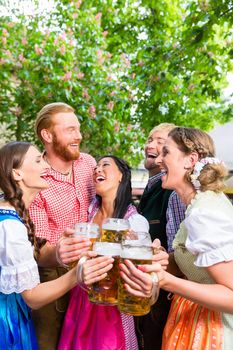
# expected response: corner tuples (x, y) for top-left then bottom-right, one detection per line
(0, 141), (42, 257)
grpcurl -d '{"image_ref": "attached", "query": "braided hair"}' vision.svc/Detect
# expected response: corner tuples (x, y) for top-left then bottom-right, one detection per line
(0, 141), (43, 258)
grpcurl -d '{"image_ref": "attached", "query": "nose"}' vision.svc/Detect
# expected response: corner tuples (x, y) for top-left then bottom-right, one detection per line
(94, 165), (102, 174)
(75, 130), (82, 140)
(155, 153), (162, 165)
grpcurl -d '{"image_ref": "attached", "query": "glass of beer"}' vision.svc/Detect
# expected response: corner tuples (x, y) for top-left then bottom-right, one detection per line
(88, 241), (121, 305)
(101, 218), (129, 243)
(68, 223), (100, 268)
(75, 222), (100, 248)
(118, 232), (153, 316)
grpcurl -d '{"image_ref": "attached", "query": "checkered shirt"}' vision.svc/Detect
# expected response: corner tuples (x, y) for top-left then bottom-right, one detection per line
(29, 153), (96, 245)
(166, 191), (186, 252)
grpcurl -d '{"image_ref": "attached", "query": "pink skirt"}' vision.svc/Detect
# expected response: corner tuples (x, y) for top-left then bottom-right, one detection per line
(58, 286), (126, 350)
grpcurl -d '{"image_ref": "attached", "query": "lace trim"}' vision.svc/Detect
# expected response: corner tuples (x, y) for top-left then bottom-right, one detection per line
(0, 261), (40, 294)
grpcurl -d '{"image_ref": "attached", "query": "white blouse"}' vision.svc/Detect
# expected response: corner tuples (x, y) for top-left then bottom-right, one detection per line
(128, 213), (149, 233)
(184, 191), (233, 267)
(0, 217), (40, 294)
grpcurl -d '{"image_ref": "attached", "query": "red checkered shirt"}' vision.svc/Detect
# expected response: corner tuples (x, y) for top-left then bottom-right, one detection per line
(29, 153), (96, 245)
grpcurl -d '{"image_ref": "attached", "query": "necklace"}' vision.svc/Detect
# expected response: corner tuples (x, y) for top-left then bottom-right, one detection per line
(50, 165), (71, 176)
(44, 155), (73, 176)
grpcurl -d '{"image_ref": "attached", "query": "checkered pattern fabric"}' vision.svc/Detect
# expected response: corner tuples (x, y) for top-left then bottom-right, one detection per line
(29, 153), (96, 244)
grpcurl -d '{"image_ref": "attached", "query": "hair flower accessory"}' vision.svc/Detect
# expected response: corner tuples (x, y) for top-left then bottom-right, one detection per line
(190, 157), (223, 190)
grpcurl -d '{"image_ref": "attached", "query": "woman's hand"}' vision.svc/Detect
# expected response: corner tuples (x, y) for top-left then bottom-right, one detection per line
(56, 228), (92, 266)
(119, 259), (153, 298)
(82, 253), (114, 285)
(152, 239), (169, 270)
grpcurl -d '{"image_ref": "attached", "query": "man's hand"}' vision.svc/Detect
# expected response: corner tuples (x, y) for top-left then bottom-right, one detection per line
(56, 228), (92, 266)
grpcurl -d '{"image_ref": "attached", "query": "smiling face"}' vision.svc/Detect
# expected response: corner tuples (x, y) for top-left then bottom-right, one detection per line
(160, 137), (192, 191)
(144, 129), (169, 176)
(50, 112), (82, 161)
(93, 157), (123, 197)
(15, 146), (49, 192)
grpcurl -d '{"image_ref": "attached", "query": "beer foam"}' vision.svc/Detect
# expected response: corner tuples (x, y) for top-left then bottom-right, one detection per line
(93, 242), (122, 256)
(121, 246), (153, 260)
(102, 223), (129, 231)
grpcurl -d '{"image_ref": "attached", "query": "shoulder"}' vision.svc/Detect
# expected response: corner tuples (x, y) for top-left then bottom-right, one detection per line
(188, 191), (232, 214)
(76, 153), (96, 167)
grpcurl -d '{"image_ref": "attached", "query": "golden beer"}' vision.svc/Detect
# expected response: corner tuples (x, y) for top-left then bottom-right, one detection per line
(89, 242), (121, 305)
(69, 223), (100, 269)
(101, 218), (129, 243)
(118, 242), (153, 316)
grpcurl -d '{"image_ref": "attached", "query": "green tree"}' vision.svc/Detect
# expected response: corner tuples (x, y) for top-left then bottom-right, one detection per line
(0, 0), (232, 165)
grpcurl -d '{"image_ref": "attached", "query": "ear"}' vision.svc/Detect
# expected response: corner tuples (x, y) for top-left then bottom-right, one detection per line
(184, 152), (199, 169)
(12, 168), (23, 181)
(41, 128), (53, 144)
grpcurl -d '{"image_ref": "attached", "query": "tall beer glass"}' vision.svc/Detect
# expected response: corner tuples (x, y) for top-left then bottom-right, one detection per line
(69, 223), (100, 268)
(101, 218), (129, 243)
(118, 232), (153, 316)
(89, 241), (121, 305)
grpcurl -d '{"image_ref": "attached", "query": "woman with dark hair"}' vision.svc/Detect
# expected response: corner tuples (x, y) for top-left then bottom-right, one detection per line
(0, 141), (80, 350)
(58, 155), (149, 350)
(119, 127), (233, 349)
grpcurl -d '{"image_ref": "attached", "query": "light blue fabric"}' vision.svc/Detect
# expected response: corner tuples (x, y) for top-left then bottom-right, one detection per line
(0, 293), (38, 350)
(0, 210), (38, 350)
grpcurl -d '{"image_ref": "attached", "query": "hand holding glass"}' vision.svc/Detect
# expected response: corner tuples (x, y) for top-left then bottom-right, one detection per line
(118, 231), (153, 316)
(88, 241), (121, 305)
(69, 223), (100, 268)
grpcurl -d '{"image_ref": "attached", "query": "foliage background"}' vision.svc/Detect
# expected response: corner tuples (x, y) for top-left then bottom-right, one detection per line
(0, 0), (232, 165)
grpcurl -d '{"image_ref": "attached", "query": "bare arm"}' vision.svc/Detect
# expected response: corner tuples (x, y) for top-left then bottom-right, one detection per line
(160, 260), (233, 313)
(37, 242), (57, 267)
(37, 228), (91, 267)
(121, 259), (233, 314)
(21, 267), (77, 310)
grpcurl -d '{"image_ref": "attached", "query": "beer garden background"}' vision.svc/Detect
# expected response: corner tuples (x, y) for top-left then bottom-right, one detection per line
(0, 0), (233, 199)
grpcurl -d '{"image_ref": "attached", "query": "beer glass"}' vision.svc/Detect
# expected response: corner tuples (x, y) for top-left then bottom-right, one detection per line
(69, 223), (100, 268)
(101, 218), (129, 243)
(88, 241), (121, 305)
(75, 222), (100, 248)
(118, 232), (153, 316)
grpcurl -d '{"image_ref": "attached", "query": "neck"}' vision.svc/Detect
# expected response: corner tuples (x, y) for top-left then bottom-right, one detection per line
(44, 152), (73, 175)
(22, 191), (38, 209)
(148, 168), (161, 178)
(100, 197), (115, 218)
(176, 183), (197, 206)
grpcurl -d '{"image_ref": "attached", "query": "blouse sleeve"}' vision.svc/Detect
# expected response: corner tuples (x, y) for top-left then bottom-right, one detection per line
(185, 207), (233, 267)
(128, 213), (150, 233)
(0, 219), (40, 294)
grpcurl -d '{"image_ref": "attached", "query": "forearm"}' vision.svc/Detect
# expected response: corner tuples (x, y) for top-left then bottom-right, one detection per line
(161, 273), (233, 313)
(37, 242), (58, 267)
(22, 268), (77, 309)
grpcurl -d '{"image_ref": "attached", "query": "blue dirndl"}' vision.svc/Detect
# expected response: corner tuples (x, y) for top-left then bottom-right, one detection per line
(0, 290), (38, 349)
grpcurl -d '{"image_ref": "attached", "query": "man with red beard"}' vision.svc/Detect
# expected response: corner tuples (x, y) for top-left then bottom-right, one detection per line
(29, 102), (96, 350)
(135, 123), (186, 350)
